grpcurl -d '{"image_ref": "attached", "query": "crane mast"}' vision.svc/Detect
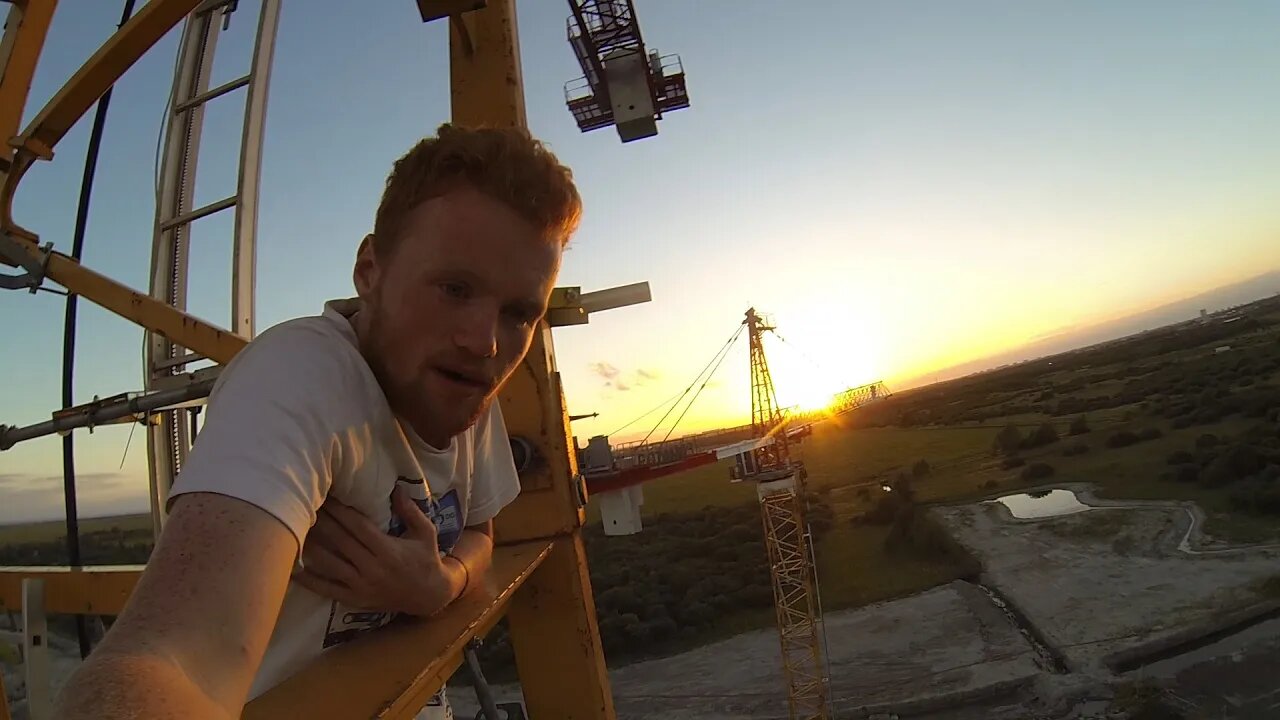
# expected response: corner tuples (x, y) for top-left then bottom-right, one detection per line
(743, 307), (831, 720)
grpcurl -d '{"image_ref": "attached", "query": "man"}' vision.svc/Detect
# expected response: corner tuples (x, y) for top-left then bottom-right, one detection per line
(55, 123), (582, 719)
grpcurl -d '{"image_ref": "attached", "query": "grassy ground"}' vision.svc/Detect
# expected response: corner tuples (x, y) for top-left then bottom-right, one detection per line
(618, 361), (1278, 633)
(634, 424), (1005, 518)
(813, 522), (970, 611)
(0, 513), (151, 547)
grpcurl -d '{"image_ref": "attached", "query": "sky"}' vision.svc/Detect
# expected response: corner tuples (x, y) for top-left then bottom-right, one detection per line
(2, 0), (1279, 522)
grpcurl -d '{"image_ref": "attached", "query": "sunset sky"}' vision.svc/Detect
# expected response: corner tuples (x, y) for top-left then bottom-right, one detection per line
(2, 1), (1279, 522)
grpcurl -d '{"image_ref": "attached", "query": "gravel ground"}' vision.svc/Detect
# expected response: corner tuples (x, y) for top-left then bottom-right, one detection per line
(933, 485), (1280, 674)
(453, 582), (1041, 719)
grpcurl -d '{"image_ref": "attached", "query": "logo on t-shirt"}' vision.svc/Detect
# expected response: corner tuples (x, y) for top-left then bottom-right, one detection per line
(321, 480), (464, 648)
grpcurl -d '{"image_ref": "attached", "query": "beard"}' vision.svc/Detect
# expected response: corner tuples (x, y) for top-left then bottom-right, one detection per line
(357, 298), (491, 447)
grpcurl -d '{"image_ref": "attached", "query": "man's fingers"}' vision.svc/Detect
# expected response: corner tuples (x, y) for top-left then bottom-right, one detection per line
(293, 570), (367, 609)
(392, 485), (439, 550)
(301, 541), (362, 587)
(311, 510), (378, 568)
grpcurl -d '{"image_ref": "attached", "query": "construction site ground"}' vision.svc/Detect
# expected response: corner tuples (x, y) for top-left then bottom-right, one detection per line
(454, 484), (1280, 719)
(6, 484), (1279, 719)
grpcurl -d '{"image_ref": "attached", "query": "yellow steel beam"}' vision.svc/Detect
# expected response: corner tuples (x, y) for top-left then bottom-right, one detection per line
(0, 0), (58, 159)
(506, 533), (615, 718)
(450, 0), (583, 544)
(0, 0), (244, 365)
(244, 539), (554, 720)
(448, 3), (614, 718)
(1, 0), (200, 239)
(0, 566), (142, 615)
(3, 239), (248, 363)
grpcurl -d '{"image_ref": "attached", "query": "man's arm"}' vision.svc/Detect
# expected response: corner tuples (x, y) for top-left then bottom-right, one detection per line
(293, 487), (496, 617)
(55, 493), (297, 720)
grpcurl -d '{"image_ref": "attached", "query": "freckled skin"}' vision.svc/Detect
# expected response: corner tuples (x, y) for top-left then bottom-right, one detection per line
(352, 186), (561, 448)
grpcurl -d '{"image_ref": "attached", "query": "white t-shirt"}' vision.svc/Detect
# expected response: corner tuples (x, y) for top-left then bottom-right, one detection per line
(168, 298), (520, 716)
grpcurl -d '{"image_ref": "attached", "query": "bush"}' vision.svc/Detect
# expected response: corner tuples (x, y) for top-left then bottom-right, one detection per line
(1200, 444), (1265, 488)
(1138, 427), (1163, 442)
(1193, 406), (1224, 425)
(1174, 463), (1199, 484)
(982, 479), (999, 489)
(1020, 462), (1055, 481)
(1069, 415), (1090, 435)
(1001, 456), (1026, 470)
(1171, 416), (1192, 430)
(1107, 430), (1140, 448)
(1167, 450), (1194, 465)
(912, 459), (932, 478)
(1061, 441), (1089, 456)
(1229, 480), (1280, 515)
(1021, 423), (1060, 449)
(993, 425), (1023, 456)
(1242, 391), (1280, 418)
(1196, 434), (1220, 449)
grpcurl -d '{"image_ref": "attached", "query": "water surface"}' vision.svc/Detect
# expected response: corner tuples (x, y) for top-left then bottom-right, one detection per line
(992, 489), (1089, 519)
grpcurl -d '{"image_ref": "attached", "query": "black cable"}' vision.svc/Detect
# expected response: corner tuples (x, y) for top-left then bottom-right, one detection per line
(660, 328), (743, 444)
(61, 0), (137, 661)
(605, 386), (688, 437)
(639, 324), (743, 447)
(606, 326), (746, 438)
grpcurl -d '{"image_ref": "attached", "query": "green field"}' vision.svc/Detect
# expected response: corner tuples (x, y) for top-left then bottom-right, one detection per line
(0, 513), (151, 548)
(597, 294), (1280, 646)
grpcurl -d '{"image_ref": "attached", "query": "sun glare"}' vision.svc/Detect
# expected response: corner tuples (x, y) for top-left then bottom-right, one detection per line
(774, 368), (843, 413)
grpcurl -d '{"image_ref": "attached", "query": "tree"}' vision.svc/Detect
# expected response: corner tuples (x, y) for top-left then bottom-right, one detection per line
(1106, 430), (1139, 448)
(1001, 456), (1026, 470)
(1022, 423), (1060, 449)
(1021, 463), (1055, 481)
(1069, 415), (1090, 435)
(994, 425), (1023, 456)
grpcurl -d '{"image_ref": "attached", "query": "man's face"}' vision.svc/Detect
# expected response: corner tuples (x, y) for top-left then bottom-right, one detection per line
(354, 186), (562, 447)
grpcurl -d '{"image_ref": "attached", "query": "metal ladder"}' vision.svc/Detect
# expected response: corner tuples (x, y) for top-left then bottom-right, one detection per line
(146, 0), (281, 534)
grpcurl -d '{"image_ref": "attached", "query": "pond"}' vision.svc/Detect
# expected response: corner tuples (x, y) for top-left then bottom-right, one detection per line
(992, 488), (1090, 519)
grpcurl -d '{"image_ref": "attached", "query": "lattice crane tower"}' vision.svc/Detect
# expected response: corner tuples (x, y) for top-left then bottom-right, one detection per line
(743, 307), (830, 720)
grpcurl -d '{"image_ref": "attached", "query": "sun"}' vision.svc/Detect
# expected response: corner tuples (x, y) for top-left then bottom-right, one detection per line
(773, 365), (842, 413)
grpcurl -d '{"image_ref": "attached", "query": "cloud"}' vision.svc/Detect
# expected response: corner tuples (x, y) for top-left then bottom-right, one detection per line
(589, 362), (621, 380)
(590, 362), (645, 392)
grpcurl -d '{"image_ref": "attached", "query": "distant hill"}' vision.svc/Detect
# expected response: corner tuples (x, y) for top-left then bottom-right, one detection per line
(914, 270), (1280, 386)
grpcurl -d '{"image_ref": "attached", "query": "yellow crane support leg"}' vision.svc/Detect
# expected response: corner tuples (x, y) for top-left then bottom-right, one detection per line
(449, 2), (615, 717)
(0, 0), (58, 156)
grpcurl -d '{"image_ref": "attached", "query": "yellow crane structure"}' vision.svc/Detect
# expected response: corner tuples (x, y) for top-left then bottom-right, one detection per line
(737, 308), (831, 720)
(0, 0), (682, 716)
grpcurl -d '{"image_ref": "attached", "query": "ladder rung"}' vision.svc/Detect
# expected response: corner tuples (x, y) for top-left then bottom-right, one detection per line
(160, 195), (237, 231)
(152, 352), (207, 372)
(174, 74), (250, 114)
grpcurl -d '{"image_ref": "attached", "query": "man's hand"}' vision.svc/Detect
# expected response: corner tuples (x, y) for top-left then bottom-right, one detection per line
(294, 486), (465, 617)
